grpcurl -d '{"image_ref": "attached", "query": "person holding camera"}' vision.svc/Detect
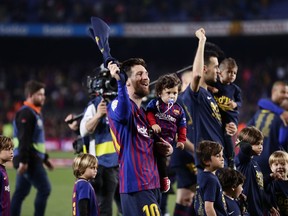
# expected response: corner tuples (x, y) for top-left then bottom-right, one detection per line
(79, 66), (120, 216)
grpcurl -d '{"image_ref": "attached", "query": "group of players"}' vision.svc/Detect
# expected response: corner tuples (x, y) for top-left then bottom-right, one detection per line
(70, 27), (288, 216)
(3, 27), (288, 216)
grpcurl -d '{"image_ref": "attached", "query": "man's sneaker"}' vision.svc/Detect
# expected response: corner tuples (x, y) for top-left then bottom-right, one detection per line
(160, 177), (171, 193)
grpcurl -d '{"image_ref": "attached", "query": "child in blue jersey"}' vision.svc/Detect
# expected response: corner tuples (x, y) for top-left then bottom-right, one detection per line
(0, 136), (14, 216)
(193, 140), (227, 216)
(212, 57), (241, 168)
(234, 126), (279, 216)
(72, 153), (99, 216)
(217, 168), (249, 216)
(265, 150), (288, 215)
(146, 73), (186, 193)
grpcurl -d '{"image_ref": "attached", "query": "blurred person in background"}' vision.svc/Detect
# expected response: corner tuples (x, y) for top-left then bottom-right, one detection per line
(248, 81), (288, 178)
(11, 80), (54, 216)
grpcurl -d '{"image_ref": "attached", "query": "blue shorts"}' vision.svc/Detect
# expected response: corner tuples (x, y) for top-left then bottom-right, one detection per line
(120, 189), (162, 216)
(174, 163), (197, 189)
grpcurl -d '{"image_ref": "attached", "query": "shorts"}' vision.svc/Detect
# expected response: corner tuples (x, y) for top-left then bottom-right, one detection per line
(120, 189), (162, 216)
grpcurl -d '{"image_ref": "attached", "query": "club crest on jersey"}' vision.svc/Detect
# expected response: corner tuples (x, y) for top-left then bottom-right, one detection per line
(173, 109), (180, 115)
(137, 125), (150, 138)
(111, 100), (118, 111)
(37, 119), (43, 128)
(5, 185), (10, 192)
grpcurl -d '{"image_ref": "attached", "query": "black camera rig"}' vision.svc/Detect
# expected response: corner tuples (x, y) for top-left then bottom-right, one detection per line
(87, 65), (118, 102)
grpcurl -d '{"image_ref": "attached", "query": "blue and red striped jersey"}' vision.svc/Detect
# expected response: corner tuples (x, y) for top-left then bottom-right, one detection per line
(0, 165), (10, 216)
(108, 81), (160, 193)
(146, 98), (186, 144)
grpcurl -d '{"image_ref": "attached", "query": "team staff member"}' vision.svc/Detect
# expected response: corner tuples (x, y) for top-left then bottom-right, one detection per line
(11, 80), (53, 216)
(107, 58), (173, 215)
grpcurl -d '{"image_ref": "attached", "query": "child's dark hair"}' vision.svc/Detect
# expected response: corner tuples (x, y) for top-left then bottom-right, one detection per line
(72, 153), (98, 178)
(219, 57), (238, 71)
(217, 168), (245, 191)
(0, 135), (14, 151)
(196, 140), (223, 168)
(237, 126), (264, 146)
(155, 73), (181, 96)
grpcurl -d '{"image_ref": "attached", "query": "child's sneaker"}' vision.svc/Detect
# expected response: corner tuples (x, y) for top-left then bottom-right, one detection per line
(160, 177), (170, 193)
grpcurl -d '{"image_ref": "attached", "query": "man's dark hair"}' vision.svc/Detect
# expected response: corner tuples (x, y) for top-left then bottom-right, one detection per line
(120, 58), (147, 78)
(25, 80), (45, 97)
(205, 42), (225, 63)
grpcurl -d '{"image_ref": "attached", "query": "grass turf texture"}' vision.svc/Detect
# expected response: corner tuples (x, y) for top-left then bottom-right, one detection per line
(7, 151), (176, 215)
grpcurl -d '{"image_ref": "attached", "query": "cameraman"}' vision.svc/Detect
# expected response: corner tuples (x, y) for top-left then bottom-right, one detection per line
(79, 66), (120, 216)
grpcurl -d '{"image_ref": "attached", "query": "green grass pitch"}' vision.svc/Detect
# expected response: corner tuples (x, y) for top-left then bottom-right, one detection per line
(7, 151), (176, 215)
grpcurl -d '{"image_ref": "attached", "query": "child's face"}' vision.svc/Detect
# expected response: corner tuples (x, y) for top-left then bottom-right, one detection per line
(252, 141), (263, 156)
(0, 147), (14, 164)
(270, 160), (288, 179)
(160, 86), (179, 104)
(210, 150), (225, 169)
(220, 67), (237, 84)
(232, 184), (243, 199)
(82, 166), (97, 180)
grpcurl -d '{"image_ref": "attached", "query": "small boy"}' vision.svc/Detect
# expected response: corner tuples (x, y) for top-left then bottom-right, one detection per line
(217, 168), (249, 216)
(146, 73), (186, 192)
(212, 57), (242, 168)
(193, 140), (227, 215)
(265, 150), (288, 215)
(235, 126), (278, 216)
(72, 153), (99, 216)
(0, 135), (14, 216)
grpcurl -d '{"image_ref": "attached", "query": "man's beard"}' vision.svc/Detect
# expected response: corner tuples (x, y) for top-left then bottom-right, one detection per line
(33, 100), (44, 107)
(133, 83), (150, 98)
(206, 77), (216, 86)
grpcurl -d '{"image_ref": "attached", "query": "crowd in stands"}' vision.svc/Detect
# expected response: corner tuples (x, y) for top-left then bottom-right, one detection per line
(1, 0), (288, 24)
(1, 0), (288, 143)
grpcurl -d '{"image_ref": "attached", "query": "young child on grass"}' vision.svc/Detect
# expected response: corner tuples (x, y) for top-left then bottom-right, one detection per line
(265, 150), (288, 215)
(217, 167), (249, 216)
(235, 126), (279, 216)
(146, 73), (186, 192)
(72, 153), (99, 216)
(0, 135), (14, 216)
(193, 140), (226, 215)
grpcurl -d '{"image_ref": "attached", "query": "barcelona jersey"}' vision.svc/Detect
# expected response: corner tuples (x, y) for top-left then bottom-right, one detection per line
(180, 87), (226, 166)
(107, 81), (160, 193)
(0, 165), (10, 216)
(72, 179), (99, 216)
